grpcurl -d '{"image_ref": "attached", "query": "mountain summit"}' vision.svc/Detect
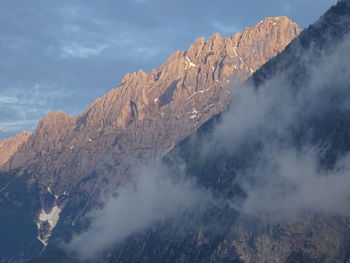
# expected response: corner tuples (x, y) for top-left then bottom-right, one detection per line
(0, 17), (300, 262)
(1, 17), (300, 185)
(107, 1), (350, 262)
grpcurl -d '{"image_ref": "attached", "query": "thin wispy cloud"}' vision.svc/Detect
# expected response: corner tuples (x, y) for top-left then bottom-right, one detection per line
(0, 120), (38, 132)
(0, 0), (337, 139)
(68, 162), (212, 260)
(60, 42), (109, 59)
(0, 84), (74, 138)
(205, 29), (350, 219)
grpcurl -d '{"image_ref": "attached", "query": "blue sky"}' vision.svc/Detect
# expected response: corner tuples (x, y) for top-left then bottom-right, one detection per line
(0, 0), (337, 139)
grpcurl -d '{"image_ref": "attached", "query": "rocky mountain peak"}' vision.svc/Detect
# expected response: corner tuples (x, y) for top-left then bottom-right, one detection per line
(1, 16), (301, 213)
(186, 37), (206, 58)
(33, 111), (76, 151)
(36, 111), (73, 131)
(72, 17), (300, 133)
(0, 16), (305, 261)
(0, 130), (32, 167)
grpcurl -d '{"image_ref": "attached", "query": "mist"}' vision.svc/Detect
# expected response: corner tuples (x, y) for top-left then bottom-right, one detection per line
(240, 148), (350, 218)
(208, 30), (350, 219)
(67, 15), (350, 261)
(67, 162), (212, 260)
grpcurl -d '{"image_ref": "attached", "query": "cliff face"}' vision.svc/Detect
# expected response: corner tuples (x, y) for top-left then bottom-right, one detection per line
(77, 16), (299, 129)
(0, 17), (301, 262)
(100, 1), (350, 263)
(23, 1), (350, 261)
(1, 17), (299, 192)
(0, 131), (32, 167)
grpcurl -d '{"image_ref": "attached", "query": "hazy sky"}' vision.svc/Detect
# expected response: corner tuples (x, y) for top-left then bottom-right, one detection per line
(0, 0), (337, 139)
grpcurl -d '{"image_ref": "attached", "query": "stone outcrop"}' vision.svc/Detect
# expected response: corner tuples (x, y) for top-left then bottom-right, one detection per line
(0, 131), (32, 167)
(2, 17), (300, 186)
(0, 16), (301, 262)
(18, 1), (350, 261)
(107, 1), (350, 262)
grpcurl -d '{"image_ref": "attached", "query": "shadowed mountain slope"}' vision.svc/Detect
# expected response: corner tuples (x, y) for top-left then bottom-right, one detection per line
(0, 17), (300, 263)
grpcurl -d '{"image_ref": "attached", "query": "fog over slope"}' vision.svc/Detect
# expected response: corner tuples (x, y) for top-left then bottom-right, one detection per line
(214, 31), (350, 218)
(66, 5), (350, 260)
(68, 163), (212, 260)
(0, 15), (302, 263)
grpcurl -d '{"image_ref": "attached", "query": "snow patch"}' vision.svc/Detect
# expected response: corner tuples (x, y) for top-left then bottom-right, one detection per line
(184, 56), (196, 69)
(47, 186), (59, 199)
(202, 104), (215, 112)
(37, 206), (62, 246)
(187, 89), (210, 100)
(233, 47), (238, 56)
(199, 89), (210, 94)
(189, 108), (199, 119)
(39, 206), (61, 226)
(187, 92), (198, 100)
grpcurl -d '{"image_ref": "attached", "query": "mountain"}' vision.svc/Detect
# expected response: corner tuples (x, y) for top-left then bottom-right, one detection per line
(102, 0), (350, 262)
(0, 131), (32, 167)
(0, 17), (300, 262)
(30, 0), (350, 262)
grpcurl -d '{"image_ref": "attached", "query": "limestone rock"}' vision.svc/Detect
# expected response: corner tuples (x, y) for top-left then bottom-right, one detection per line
(2, 17), (300, 188)
(0, 131), (32, 167)
(0, 17), (301, 260)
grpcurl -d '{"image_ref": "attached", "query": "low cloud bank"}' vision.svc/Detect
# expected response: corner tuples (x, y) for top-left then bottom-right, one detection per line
(67, 24), (350, 261)
(241, 148), (350, 218)
(209, 32), (350, 219)
(67, 163), (211, 260)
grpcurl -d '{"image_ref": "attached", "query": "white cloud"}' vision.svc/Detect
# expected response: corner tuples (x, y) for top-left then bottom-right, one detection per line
(0, 120), (37, 132)
(0, 84), (74, 138)
(206, 31), (350, 219)
(0, 96), (18, 104)
(68, 162), (212, 260)
(60, 42), (109, 59)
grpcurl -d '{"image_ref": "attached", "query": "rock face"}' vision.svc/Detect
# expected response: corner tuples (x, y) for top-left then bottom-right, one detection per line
(99, 1), (350, 263)
(30, 1), (350, 262)
(0, 17), (301, 262)
(4, 16), (300, 177)
(2, 18), (299, 195)
(0, 131), (32, 167)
